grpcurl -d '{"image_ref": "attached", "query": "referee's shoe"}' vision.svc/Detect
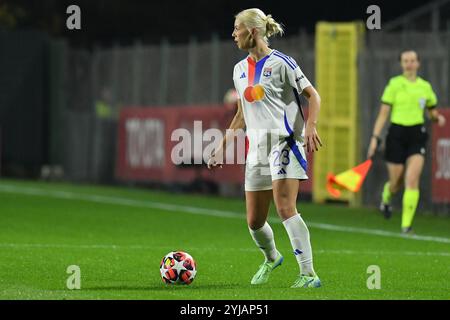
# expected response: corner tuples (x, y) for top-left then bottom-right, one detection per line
(379, 201), (393, 219)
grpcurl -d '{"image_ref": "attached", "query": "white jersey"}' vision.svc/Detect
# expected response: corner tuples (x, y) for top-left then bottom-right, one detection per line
(233, 49), (312, 151)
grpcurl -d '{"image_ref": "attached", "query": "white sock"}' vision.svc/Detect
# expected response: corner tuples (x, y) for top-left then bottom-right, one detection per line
(282, 213), (316, 276)
(249, 222), (278, 262)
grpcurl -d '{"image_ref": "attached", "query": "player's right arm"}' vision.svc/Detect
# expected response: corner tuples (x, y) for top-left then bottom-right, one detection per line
(207, 99), (246, 169)
(367, 78), (395, 159)
(367, 103), (390, 159)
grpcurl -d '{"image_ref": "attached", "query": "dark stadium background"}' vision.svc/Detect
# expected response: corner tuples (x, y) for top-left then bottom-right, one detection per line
(5, 0), (430, 46)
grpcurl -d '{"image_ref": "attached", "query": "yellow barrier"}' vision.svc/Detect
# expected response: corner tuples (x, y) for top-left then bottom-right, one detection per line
(313, 22), (365, 206)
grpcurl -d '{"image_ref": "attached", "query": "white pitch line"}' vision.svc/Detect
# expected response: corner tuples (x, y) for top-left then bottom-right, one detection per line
(1, 184), (450, 244)
(0, 243), (449, 257)
(304, 222), (450, 244)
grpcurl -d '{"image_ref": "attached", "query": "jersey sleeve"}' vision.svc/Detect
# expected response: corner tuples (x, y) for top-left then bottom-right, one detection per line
(284, 59), (312, 94)
(425, 83), (438, 108)
(381, 79), (395, 106)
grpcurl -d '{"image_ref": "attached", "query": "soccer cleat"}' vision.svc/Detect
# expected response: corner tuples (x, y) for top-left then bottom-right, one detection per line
(291, 274), (321, 288)
(250, 252), (284, 285)
(379, 201), (393, 219)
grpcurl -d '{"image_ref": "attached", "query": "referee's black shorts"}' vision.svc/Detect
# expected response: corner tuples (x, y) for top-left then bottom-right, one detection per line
(384, 123), (428, 164)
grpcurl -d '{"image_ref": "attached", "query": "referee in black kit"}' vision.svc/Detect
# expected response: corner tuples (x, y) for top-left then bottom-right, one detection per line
(367, 50), (446, 234)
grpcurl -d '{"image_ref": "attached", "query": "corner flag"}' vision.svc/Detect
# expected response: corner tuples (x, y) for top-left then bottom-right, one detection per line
(326, 159), (373, 198)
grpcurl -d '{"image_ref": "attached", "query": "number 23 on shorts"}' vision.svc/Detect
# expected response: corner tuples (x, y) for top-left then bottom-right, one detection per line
(272, 149), (290, 167)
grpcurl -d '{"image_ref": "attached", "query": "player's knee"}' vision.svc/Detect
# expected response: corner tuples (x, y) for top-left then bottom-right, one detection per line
(276, 205), (296, 220)
(247, 215), (265, 230)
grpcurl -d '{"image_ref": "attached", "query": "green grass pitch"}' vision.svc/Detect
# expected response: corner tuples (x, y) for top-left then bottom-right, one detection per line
(0, 179), (449, 300)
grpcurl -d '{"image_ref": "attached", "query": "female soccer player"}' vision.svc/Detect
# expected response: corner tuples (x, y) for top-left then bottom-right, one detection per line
(208, 8), (322, 288)
(367, 50), (446, 234)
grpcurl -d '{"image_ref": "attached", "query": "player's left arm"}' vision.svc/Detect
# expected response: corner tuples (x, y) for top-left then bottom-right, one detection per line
(427, 108), (446, 126)
(425, 84), (446, 127)
(301, 85), (323, 152)
(286, 61), (323, 153)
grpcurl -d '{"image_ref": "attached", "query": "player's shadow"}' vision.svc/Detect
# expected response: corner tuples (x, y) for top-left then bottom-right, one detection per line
(84, 285), (157, 291)
(85, 283), (241, 291)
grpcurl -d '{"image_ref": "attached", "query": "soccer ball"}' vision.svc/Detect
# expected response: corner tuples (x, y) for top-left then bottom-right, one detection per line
(160, 251), (197, 285)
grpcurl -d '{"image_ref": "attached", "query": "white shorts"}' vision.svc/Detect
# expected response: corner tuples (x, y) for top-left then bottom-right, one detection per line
(244, 138), (309, 192)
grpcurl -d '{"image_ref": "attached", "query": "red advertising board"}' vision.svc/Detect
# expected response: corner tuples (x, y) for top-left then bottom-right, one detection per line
(431, 109), (450, 203)
(116, 105), (314, 193)
(116, 105), (243, 184)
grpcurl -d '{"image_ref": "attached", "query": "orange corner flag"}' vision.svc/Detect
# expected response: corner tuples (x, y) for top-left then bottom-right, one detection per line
(326, 159), (373, 198)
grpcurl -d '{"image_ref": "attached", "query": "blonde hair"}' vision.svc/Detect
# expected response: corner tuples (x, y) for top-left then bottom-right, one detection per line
(235, 8), (284, 43)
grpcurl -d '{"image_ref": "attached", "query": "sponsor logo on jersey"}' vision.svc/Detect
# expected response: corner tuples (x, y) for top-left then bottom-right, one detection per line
(263, 67), (272, 77)
(240, 72), (246, 79)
